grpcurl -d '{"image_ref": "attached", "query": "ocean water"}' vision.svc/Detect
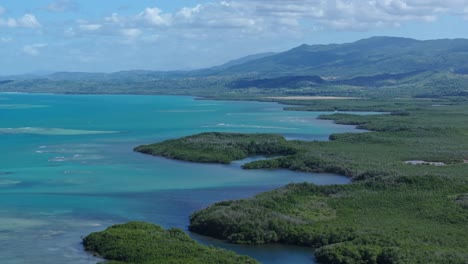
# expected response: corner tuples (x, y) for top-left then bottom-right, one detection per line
(0, 94), (367, 264)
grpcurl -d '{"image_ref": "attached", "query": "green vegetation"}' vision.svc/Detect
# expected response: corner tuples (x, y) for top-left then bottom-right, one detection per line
(2, 70), (467, 99)
(0, 77), (233, 97)
(134, 132), (296, 164)
(280, 98), (440, 112)
(83, 222), (258, 264)
(186, 100), (468, 263)
(190, 179), (468, 263)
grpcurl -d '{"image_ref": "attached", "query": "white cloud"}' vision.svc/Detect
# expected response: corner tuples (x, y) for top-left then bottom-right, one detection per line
(0, 37), (12, 43)
(173, 3), (260, 29)
(120, 28), (143, 38)
(0, 13), (41, 28)
(67, 1), (468, 42)
(0, 18), (16, 27)
(0, 6), (5, 15)
(138, 7), (172, 26)
(167, 0), (468, 31)
(64, 27), (75, 36)
(23, 44), (47, 56)
(105, 13), (122, 24)
(47, 0), (78, 12)
(239, 0), (468, 30)
(18, 14), (41, 28)
(176, 5), (202, 20)
(66, 9), (171, 40)
(78, 24), (102, 31)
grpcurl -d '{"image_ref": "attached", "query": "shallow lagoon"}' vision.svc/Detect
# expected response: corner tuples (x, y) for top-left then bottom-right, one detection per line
(0, 94), (366, 263)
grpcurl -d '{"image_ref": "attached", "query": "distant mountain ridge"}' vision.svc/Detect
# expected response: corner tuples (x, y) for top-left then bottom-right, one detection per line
(209, 36), (468, 78)
(2, 36), (468, 80)
(1, 36), (468, 98)
(218, 52), (277, 68)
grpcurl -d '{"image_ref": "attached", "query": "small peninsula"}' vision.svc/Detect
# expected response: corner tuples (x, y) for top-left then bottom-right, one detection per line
(83, 222), (258, 264)
(134, 132), (296, 164)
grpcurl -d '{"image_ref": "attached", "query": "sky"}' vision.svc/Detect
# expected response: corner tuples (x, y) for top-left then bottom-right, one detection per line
(0, 0), (467, 75)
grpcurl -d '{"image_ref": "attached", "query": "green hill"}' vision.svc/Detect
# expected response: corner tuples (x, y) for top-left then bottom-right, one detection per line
(212, 37), (468, 78)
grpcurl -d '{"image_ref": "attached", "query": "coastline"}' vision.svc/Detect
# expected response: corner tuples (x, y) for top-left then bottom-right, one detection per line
(265, 96), (361, 100)
(2, 92), (467, 264)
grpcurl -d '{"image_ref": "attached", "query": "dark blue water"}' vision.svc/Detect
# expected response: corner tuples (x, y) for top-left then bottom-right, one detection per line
(0, 94), (367, 263)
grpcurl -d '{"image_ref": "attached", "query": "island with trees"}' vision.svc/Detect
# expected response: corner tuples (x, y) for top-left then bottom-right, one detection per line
(83, 222), (258, 264)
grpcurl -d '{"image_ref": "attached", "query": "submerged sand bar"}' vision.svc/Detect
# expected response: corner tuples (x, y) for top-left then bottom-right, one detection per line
(266, 96), (361, 100)
(0, 127), (120, 136)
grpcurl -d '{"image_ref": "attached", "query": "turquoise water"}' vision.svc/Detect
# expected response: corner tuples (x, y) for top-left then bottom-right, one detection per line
(0, 94), (366, 264)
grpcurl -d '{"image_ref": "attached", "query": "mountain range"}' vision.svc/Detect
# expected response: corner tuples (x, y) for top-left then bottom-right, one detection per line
(203, 36), (468, 78)
(1, 36), (468, 98)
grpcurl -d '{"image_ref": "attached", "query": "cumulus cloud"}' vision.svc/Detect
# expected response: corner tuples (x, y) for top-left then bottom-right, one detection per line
(68, 18), (144, 42)
(138, 7), (172, 26)
(23, 44), (47, 56)
(240, 0), (468, 29)
(173, 2), (260, 30)
(47, 0), (79, 12)
(0, 13), (41, 28)
(67, 1), (468, 41)
(18, 14), (42, 28)
(175, 0), (468, 31)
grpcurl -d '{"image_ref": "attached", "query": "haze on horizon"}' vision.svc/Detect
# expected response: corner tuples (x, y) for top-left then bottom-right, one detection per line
(1, 0), (468, 75)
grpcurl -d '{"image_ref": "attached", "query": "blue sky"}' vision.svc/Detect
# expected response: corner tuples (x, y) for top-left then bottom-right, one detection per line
(1, 0), (467, 75)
